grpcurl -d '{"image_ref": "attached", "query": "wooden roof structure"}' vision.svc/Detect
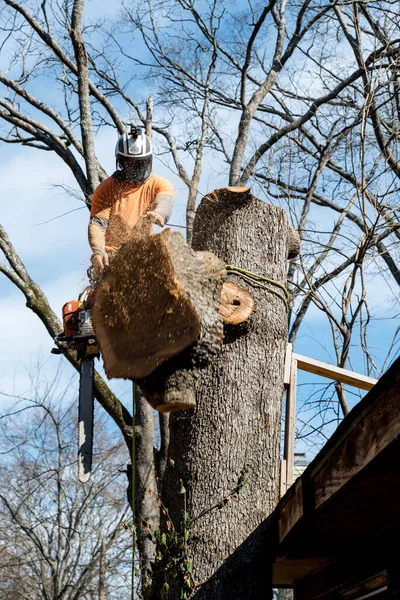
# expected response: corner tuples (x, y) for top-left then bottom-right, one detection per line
(272, 355), (400, 600)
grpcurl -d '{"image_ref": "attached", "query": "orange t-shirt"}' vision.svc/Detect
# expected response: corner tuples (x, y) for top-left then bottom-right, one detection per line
(90, 174), (174, 252)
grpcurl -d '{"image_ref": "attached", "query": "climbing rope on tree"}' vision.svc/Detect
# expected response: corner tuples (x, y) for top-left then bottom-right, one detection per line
(226, 265), (290, 311)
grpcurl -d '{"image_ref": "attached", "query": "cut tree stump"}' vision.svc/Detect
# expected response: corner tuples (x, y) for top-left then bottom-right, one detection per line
(152, 186), (298, 599)
(91, 228), (226, 388)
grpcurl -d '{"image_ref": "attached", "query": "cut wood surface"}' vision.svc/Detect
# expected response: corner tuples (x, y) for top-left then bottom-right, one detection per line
(92, 228), (226, 382)
(137, 247), (226, 412)
(219, 281), (255, 324)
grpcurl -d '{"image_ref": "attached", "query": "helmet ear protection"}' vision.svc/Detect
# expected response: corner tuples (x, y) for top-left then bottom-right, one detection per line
(115, 125), (153, 184)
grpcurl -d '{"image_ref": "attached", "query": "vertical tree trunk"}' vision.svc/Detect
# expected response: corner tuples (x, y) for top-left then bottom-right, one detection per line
(134, 392), (160, 584)
(99, 540), (105, 600)
(158, 187), (291, 599)
(70, 0), (100, 195)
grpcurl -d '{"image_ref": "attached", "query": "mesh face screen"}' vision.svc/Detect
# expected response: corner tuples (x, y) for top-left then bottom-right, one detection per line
(119, 156), (152, 183)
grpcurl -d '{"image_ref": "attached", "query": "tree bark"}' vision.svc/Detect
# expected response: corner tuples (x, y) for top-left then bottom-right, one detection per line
(99, 541), (105, 600)
(137, 241), (225, 413)
(135, 391), (160, 584)
(154, 187), (291, 599)
(70, 0), (100, 195)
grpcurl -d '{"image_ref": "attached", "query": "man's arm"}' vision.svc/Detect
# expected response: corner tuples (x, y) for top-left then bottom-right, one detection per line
(154, 193), (174, 224)
(88, 180), (112, 278)
(145, 192), (175, 226)
(88, 216), (110, 278)
(88, 216), (108, 257)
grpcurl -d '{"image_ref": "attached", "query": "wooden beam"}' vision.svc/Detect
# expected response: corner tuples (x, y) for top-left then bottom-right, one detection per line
(284, 343), (293, 388)
(293, 353), (377, 391)
(284, 357), (297, 487)
(280, 459), (287, 498)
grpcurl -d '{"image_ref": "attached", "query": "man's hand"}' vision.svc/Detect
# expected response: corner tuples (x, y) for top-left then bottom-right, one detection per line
(142, 211), (165, 227)
(91, 252), (109, 279)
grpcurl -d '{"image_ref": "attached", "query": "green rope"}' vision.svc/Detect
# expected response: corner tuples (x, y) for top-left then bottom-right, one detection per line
(225, 264), (289, 310)
(131, 383), (136, 600)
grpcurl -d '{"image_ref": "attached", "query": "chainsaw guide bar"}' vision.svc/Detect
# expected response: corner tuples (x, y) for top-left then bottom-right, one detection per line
(78, 356), (95, 483)
(51, 285), (99, 483)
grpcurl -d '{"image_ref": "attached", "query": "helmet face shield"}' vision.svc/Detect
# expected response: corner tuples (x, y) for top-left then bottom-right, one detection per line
(118, 156), (152, 184)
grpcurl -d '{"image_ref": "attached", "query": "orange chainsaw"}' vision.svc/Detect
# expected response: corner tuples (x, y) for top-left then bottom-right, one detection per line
(51, 285), (99, 483)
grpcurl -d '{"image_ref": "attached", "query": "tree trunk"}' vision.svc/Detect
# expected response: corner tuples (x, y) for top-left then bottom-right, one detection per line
(99, 540), (105, 600)
(135, 391), (160, 585)
(154, 187), (291, 599)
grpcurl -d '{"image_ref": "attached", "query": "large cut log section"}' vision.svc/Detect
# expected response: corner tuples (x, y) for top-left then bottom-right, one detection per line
(92, 228), (226, 408)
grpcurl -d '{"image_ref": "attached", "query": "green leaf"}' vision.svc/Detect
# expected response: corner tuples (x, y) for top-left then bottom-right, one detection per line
(186, 560), (193, 573)
(179, 480), (186, 494)
(184, 577), (192, 590)
(161, 533), (167, 546)
(184, 529), (190, 542)
(162, 582), (170, 597)
(169, 458), (175, 467)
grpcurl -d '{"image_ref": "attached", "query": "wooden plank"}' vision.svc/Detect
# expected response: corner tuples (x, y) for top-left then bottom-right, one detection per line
(342, 573), (387, 600)
(278, 477), (304, 544)
(294, 554), (388, 600)
(312, 379), (400, 510)
(273, 357), (400, 592)
(293, 353), (377, 391)
(273, 558), (334, 588)
(284, 343), (293, 388)
(280, 459), (287, 497)
(284, 358), (297, 486)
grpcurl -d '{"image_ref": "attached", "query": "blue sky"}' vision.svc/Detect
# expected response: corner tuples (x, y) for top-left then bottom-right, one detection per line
(1, 126), (397, 461)
(1, 0), (400, 463)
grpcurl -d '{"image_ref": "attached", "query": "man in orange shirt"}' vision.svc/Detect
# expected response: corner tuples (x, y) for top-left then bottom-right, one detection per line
(89, 125), (174, 278)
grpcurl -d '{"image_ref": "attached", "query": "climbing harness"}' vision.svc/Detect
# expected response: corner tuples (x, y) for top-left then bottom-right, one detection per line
(225, 265), (290, 311)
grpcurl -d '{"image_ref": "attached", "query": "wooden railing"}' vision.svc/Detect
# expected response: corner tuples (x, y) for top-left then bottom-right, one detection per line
(280, 343), (378, 497)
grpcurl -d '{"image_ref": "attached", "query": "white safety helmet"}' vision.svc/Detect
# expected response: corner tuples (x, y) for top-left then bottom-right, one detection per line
(115, 125), (153, 183)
